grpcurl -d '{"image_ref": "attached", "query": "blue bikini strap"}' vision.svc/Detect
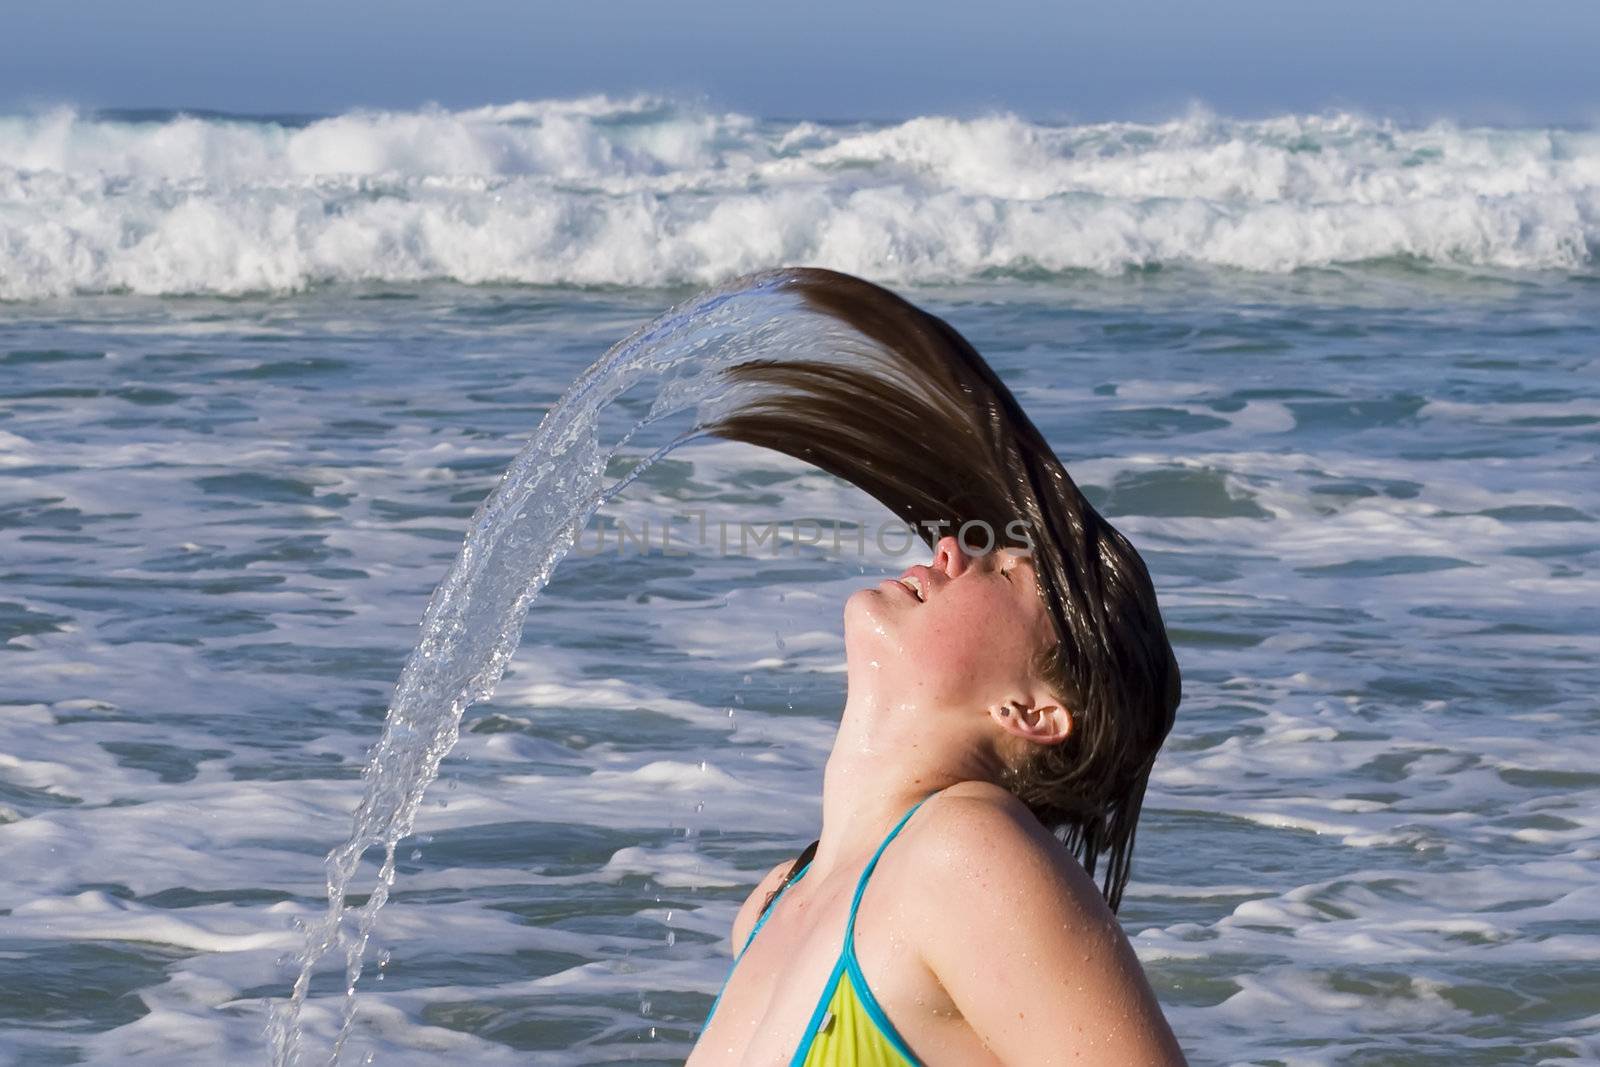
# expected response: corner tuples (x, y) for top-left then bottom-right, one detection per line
(734, 862), (811, 962)
(706, 788), (944, 1031)
(844, 787), (941, 945)
(704, 860), (815, 1029)
(740, 787), (941, 959)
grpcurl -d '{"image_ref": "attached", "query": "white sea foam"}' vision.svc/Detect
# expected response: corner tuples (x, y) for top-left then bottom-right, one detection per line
(1, 274), (1595, 1063)
(2, 98), (1597, 298)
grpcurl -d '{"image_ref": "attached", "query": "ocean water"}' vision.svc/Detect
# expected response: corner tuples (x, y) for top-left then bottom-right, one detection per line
(2, 97), (1598, 1066)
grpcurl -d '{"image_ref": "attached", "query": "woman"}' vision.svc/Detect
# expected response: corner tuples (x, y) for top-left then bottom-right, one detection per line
(686, 269), (1185, 1064)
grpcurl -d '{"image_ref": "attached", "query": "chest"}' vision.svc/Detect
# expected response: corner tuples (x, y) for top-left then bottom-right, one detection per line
(690, 857), (993, 1066)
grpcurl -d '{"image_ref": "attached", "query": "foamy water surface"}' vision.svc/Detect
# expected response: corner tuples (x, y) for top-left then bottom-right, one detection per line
(2, 97), (1599, 1067)
(3, 96), (1599, 298)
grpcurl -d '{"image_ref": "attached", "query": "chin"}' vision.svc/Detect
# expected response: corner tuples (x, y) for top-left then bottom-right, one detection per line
(842, 585), (877, 627)
(842, 585), (895, 645)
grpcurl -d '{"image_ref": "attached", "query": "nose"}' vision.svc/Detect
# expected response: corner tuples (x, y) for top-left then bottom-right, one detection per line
(931, 534), (971, 578)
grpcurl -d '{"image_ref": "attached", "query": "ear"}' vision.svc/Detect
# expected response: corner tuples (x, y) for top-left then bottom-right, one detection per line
(989, 696), (1072, 746)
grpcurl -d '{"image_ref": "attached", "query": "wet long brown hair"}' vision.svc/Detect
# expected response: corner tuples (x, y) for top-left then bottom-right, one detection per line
(706, 268), (1181, 914)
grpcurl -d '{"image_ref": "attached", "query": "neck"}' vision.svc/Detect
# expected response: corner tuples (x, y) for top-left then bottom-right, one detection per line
(806, 687), (1004, 880)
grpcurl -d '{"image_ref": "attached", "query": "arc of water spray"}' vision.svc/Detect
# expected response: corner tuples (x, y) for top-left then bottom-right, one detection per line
(266, 270), (866, 1065)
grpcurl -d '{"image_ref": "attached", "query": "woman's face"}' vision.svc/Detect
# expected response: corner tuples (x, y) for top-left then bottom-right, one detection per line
(844, 534), (1060, 719)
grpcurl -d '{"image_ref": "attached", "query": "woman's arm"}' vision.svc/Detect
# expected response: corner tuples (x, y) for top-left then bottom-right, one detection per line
(910, 792), (1187, 1066)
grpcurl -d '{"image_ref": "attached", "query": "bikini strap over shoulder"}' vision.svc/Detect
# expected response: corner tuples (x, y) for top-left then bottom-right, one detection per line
(755, 839), (819, 926)
(737, 859), (812, 962)
(843, 786), (945, 944)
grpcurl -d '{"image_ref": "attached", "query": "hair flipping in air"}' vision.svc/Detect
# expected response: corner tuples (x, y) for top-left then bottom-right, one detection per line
(705, 268), (1181, 913)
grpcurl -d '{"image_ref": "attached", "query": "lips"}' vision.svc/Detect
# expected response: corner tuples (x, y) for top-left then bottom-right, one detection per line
(879, 577), (920, 601)
(893, 563), (935, 603)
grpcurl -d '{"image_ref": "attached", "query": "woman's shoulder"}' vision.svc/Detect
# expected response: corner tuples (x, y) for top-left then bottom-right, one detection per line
(902, 780), (1113, 921)
(911, 780), (1062, 851)
(912, 779), (1042, 840)
(727, 855), (803, 956)
(895, 781), (1187, 1064)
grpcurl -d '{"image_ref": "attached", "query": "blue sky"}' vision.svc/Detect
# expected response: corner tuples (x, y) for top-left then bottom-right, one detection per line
(4, 0), (1597, 123)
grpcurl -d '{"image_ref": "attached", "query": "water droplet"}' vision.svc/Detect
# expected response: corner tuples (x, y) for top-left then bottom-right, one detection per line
(271, 276), (885, 1063)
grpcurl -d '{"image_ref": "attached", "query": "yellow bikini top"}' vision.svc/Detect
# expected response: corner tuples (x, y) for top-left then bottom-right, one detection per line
(702, 790), (940, 1065)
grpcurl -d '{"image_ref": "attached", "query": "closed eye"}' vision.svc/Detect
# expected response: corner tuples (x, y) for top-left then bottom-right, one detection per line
(1002, 553), (1034, 582)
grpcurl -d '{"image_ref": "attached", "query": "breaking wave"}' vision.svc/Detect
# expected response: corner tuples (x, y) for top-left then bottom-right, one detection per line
(2, 95), (1596, 298)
